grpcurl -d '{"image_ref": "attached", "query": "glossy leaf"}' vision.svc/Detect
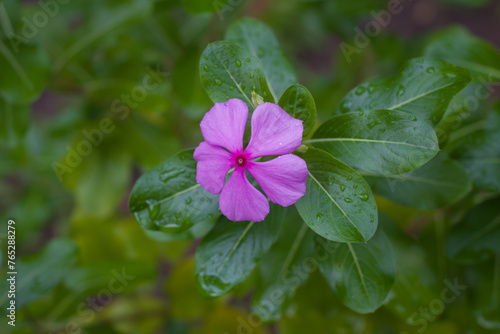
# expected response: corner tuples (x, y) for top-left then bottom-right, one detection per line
(447, 196), (500, 264)
(425, 26), (500, 81)
(295, 148), (378, 243)
(451, 105), (500, 192)
(362, 153), (472, 210)
(317, 228), (396, 313)
(226, 18), (297, 100)
(251, 215), (314, 322)
(129, 149), (220, 237)
(0, 43), (51, 104)
(309, 109), (439, 175)
(335, 58), (471, 125)
(199, 41), (273, 109)
(278, 84), (317, 137)
(195, 205), (285, 298)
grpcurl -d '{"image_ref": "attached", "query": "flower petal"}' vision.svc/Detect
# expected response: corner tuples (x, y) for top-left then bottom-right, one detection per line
(245, 102), (303, 159)
(219, 166), (270, 222)
(194, 142), (234, 194)
(200, 98), (248, 153)
(246, 154), (308, 206)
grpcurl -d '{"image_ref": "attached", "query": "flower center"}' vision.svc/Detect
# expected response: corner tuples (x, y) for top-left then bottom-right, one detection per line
(235, 154), (246, 167)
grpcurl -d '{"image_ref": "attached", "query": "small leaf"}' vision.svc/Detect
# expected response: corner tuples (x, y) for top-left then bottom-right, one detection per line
(317, 228), (396, 313)
(447, 196), (500, 264)
(425, 26), (500, 81)
(295, 148), (378, 243)
(195, 205), (285, 298)
(199, 41), (273, 110)
(309, 109), (439, 175)
(251, 214), (314, 322)
(335, 57), (471, 125)
(129, 149), (220, 237)
(362, 153), (472, 210)
(226, 18), (297, 100)
(278, 84), (317, 137)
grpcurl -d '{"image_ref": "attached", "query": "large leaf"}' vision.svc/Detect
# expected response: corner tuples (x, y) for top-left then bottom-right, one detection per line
(129, 149), (220, 237)
(0, 43), (51, 104)
(362, 153), (472, 210)
(335, 58), (471, 125)
(425, 26), (500, 81)
(226, 18), (297, 100)
(195, 205), (285, 298)
(451, 105), (500, 193)
(317, 228), (396, 313)
(309, 109), (439, 175)
(199, 41), (273, 110)
(0, 238), (78, 309)
(278, 84), (317, 137)
(251, 214), (314, 322)
(447, 196), (500, 264)
(295, 148), (378, 243)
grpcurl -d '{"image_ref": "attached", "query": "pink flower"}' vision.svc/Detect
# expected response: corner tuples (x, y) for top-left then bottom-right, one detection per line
(194, 98), (309, 222)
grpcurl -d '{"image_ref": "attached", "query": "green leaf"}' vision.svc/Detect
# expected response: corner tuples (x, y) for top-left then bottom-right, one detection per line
(335, 58), (471, 125)
(226, 18), (297, 100)
(251, 215), (314, 322)
(424, 26), (500, 81)
(362, 153), (472, 210)
(195, 205), (285, 298)
(309, 110), (439, 175)
(317, 228), (396, 313)
(199, 41), (273, 110)
(129, 149), (220, 237)
(0, 42), (51, 104)
(5, 238), (78, 309)
(295, 148), (378, 243)
(451, 105), (500, 193)
(447, 196), (500, 264)
(380, 214), (440, 321)
(278, 84), (317, 137)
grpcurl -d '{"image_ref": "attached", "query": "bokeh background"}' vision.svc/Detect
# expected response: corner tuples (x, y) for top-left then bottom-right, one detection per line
(1, 0), (499, 333)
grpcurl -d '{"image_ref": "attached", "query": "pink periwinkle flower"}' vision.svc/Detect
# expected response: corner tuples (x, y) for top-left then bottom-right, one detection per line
(194, 98), (309, 222)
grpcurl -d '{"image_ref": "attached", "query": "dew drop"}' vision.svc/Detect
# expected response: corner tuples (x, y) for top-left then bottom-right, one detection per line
(426, 67), (435, 73)
(340, 185), (346, 192)
(397, 85), (405, 97)
(215, 79), (222, 85)
(249, 73), (254, 79)
(344, 197), (353, 203)
(246, 58), (251, 62)
(279, 142), (283, 146)
(203, 64), (209, 72)
(359, 193), (369, 201)
(236, 60), (242, 67)
(185, 197), (192, 204)
(355, 86), (365, 95)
